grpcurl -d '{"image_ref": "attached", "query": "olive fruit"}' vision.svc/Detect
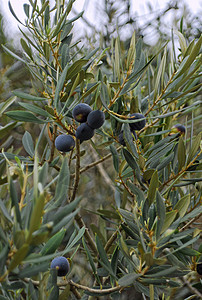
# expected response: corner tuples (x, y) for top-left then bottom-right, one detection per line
(75, 123), (94, 141)
(118, 130), (137, 146)
(129, 113), (146, 131)
(87, 110), (105, 129)
(169, 124), (186, 136)
(72, 103), (92, 123)
(196, 263), (202, 275)
(55, 135), (75, 152)
(50, 256), (70, 277)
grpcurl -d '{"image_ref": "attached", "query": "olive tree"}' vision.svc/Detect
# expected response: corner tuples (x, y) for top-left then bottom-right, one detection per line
(0, 0), (201, 299)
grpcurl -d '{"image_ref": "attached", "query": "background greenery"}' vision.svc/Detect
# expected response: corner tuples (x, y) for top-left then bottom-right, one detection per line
(0, 0), (201, 299)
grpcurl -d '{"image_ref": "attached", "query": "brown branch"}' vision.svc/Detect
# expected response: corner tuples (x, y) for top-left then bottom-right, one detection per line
(181, 277), (202, 299)
(104, 225), (122, 253)
(75, 213), (97, 256)
(69, 280), (122, 294)
(48, 124), (57, 163)
(161, 149), (202, 190)
(145, 72), (176, 117)
(179, 213), (202, 232)
(69, 139), (80, 203)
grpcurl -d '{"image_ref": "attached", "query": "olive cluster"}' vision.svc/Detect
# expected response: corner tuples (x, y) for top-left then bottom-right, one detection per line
(54, 103), (105, 153)
(118, 113), (146, 146)
(72, 103), (105, 142)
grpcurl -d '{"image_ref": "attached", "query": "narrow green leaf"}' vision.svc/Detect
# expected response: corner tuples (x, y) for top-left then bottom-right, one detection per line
(67, 226), (85, 249)
(0, 122), (18, 139)
(10, 178), (22, 226)
(126, 31), (136, 70)
(145, 266), (178, 278)
(19, 102), (52, 118)
(123, 123), (138, 158)
(155, 191), (166, 239)
(175, 30), (187, 55)
(123, 148), (140, 173)
(2, 45), (27, 64)
(154, 47), (167, 100)
(161, 210), (177, 234)
(174, 194), (190, 218)
(118, 272), (140, 287)
(54, 157), (70, 206)
(0, 96), (17, 116)
(20, 38), (32, 59)
(41, 229), (66, 255)
(110, 145), (119, 172)
(115, 38), (120, 80)
(8, 244), (29, 272)
(95, 235), (114, 275)
(176, 35), (202, 78)
(187, 132), (201, 164)
(8, 1), (24, 25)
(147, 171), (159, 205)
(27, 192), (46, 244)
(13, 91), (47, 101)
(80, 82), (100, 101)
(5, 111), (47, 124)
(22, 131), (35, 157)
(54, 63), (69, 110)
(178, 137), (186, 171)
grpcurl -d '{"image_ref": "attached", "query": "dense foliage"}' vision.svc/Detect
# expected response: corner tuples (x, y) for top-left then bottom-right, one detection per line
(0, 0), (201, 299)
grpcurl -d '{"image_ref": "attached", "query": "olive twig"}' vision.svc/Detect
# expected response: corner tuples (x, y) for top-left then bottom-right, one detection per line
(70, 139), (80, 203)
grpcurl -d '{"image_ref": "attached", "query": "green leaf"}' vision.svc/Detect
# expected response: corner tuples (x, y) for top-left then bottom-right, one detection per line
(174, 194), (190, 218)
(0, 199), (13, 223)
(118, 272), (140, 287)
(27, 192), (46, 244)
(0, 122), (18, 139)
(13, 91), (47, 102)
(41, 228), (66, 256)
(8, 1), (24, 25)
(5, 111), (47, 123)
(178, 137), (186, 171)
(0, 96), (17, 116)
(145, 266), (178, 278)
(110, 145), (119, 172)
(2, 45), (27, 64)
(176, 35), (202, 78)
(126, 31), (136, 70)
(22, 131), (34, 157)
(80, 82), (100, 101)
(95, 235), (114, 276)
(54, 63), (69, 110)
(147, 171), (159, 205)
(154, 47), (167, 100)
(175, 31), (187, 55)
(155, 191), (166, 239)
(82, 238), (100, 284)
(161, 210), (177, 234)
(187, 132), (201, 164)
(10, 178), (22, 226)
(66, 59), (88, 81)
(20, 38), (32, 59)
(19, 262), (49, 278)
(52, 196), (82, 224)
(67, 226), (85, 249)
(156, 152), (174, 171)
(19, 102), (52, 118)
(54, 157), (70, 207)
(127, 182), (145, 205)
(8, 244), (29, 272)
(123, 148), (140, 173)
(123, 123), (138, 158)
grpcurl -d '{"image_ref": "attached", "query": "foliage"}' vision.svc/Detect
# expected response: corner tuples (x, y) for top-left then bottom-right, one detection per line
(0, 0), (202, 299)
